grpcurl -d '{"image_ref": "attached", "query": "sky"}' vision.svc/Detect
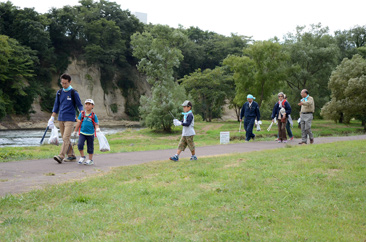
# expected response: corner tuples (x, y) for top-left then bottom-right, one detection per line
(4, 0), (366, 40)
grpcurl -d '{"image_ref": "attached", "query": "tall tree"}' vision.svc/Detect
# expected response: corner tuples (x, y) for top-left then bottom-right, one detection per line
(283, 24), (340, 116)
(180, 67), (234, 121)
(321, 54), (366, 128)
(223, 40), (288, 108)
(131, 25), (187, 131)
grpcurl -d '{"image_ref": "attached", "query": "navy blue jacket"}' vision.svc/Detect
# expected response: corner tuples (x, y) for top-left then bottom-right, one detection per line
(52, 89), (83, 122)
(271, 100), (291, 119)
(240, 101), (260, 121)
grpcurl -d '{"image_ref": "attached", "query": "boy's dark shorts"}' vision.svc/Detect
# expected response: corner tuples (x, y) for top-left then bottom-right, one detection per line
(178, 135), (195, 151)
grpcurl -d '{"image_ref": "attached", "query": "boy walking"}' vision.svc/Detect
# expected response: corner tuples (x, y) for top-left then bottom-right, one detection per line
(72, 99), (100, 165)
(170, 100), (197, 162)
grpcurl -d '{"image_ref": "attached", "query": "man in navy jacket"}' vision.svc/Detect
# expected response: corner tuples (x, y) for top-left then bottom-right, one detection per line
(48, 73), (84, 163)
(240, 94), (261, 142)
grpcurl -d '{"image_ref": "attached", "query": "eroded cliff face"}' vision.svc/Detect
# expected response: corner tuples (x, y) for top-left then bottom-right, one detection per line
(0, 59), (150, 130)
(55, 59), (150, 120)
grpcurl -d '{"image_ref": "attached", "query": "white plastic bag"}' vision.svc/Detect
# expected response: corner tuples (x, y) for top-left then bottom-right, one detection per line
(96, 131), (110, 152)
(48, 126), (60, 146)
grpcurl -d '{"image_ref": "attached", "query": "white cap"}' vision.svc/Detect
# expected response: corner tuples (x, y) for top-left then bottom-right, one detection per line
(85, 99), (94, 105)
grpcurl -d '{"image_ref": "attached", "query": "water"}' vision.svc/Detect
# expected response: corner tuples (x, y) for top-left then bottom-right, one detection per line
(0, 126), (141, 147)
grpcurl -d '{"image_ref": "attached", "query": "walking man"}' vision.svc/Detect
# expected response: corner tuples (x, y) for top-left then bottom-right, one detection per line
(48, 73), (84, 163)
(298, 89), (315, 145)
(240, 94), (261, 142)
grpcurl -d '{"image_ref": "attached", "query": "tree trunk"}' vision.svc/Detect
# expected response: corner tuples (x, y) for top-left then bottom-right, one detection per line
(339, 112), (343, 123)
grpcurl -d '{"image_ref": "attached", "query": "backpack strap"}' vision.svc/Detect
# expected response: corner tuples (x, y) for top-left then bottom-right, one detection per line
(78, 111), (97, 137)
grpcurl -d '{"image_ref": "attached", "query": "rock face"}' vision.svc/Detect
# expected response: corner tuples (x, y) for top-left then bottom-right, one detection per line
(0, 58), (150, 130)
(58, 59), (150, 120)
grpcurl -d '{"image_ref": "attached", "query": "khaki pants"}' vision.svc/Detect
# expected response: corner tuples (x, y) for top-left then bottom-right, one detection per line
(59, 121), (75, 159)
(300, 113), (314, 143)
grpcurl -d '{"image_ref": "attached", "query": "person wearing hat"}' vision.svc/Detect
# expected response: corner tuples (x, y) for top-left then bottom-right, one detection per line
(240, 94), (261, 142)
(72, 99), (100, 165)
(48, 73), (84, 163)
(170, 100), (197, 162)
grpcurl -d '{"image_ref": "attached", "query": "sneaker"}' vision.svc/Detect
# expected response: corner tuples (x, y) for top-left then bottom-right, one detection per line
(275, 138), (279, 141)
(283, 140), (288, 143)
(310, 138), (314, 144)
(290, 137), (294, 141)
(84, 160), (94, 165)
(169, 155), (179, 162)
(78, 157), (86, 165)
(63, 156), (77, 162)
(190, 155), (198, 161)
(278, 140), (282, 143)
(53, 155), (63, 164)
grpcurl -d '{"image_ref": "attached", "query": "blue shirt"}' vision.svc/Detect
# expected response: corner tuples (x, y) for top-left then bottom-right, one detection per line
(78, 112), (99, 136)
(52, 89), (83, 121)
(240, 101), (261, 121)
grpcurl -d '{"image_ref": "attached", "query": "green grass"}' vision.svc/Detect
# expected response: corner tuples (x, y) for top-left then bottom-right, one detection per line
(0, 140), (365, 241)
(0, 120), (364, 162)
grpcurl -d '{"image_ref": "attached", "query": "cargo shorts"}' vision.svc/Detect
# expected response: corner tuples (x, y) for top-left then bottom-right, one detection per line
(178, 135), (195, 152)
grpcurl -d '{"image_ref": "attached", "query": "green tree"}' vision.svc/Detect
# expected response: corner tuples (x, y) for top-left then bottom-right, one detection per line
(283, 24), (339, 116)
(131, 25), (187, 131)
(321, 54), (366, 129)
(0, 35), (36, 119)
(180, 67), (234, 122)
(223, 40), (288, 108)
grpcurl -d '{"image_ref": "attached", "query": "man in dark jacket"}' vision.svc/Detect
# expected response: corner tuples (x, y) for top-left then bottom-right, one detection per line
(240, 94), (261, 142)
(47, 73), (84, 163)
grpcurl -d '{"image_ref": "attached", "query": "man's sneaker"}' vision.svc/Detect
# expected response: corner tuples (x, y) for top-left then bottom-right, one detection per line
(63, 156), (77, 162)
(53, 155), (63, 164)
(190, 155), (198, 161)
(169, 155), (179, 162)
(290, 137), (294, 141)
(78, 157), (86, 165)
(84, 160), (94, 165)
(310, 138), (314, 144)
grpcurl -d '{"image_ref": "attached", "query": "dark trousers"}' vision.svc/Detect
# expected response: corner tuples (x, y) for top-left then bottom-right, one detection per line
(244, 117), (256, 141)
(78, 134), (95, 154)
(278, 118), (287, 141)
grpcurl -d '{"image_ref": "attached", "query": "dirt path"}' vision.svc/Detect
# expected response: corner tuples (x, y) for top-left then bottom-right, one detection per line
(1, 135), (365, 197)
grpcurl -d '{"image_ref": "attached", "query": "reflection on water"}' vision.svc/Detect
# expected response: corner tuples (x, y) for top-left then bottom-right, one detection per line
(0, 126), (141, 147)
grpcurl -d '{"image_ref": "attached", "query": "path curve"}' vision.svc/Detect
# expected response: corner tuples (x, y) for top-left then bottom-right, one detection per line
(1, 135), (365, 196)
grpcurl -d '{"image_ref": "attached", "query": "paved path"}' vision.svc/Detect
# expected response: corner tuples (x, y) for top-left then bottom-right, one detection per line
(1, 135), (366, 196)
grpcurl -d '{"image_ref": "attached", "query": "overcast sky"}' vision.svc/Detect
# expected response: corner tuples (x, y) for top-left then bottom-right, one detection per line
(5, 0), (366, 40)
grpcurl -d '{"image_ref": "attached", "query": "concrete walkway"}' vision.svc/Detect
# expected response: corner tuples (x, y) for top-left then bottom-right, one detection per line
(1, 135), (366, 196)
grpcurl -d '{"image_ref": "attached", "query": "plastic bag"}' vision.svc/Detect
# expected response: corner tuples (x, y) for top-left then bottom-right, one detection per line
(96, 131), (110, 152)
(48, 126), (60, 146)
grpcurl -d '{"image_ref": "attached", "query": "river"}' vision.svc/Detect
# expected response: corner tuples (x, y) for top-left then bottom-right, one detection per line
(0, 126), (141, 148)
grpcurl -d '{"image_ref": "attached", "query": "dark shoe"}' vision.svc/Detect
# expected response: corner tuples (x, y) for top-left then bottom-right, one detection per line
(298, 142), (307, 145)
(252, 135), (255, 141)
(169, 155), (179, 162)
(54, 155), (63, 164)
(310, 139), (314, 144)
(63, 156), (77, 162)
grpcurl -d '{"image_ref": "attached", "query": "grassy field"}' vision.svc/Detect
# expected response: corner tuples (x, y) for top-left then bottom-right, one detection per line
(0, 119), (364, 162)
(1, 140), (365, 241)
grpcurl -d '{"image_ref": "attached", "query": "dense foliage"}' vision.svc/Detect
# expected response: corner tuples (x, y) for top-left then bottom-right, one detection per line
(0, 1), (366, 129)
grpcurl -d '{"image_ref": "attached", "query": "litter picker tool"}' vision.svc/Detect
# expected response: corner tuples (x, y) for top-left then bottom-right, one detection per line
(239, 121), (242, 132)
(169, 111), (176, 119)
(40, 126), (49, 144)
(267, 120), (277, 132)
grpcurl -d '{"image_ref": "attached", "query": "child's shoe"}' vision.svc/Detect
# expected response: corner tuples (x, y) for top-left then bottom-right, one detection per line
(84, 160), (94, 165)
(78, 157), (86, 165)
(169, 155), (179, 162)
(283, 140), (288, 143)
(190, 155), (198, 161)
